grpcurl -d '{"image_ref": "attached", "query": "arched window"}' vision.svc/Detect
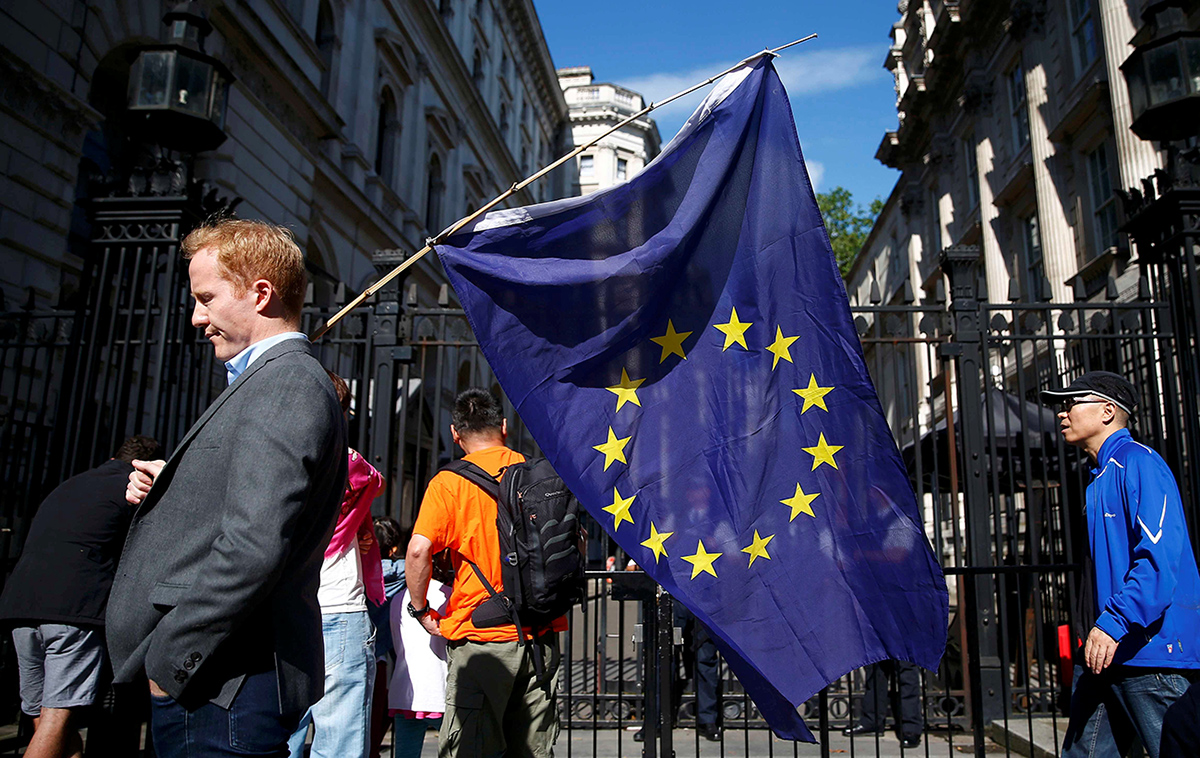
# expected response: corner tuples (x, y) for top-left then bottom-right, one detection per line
(316, 0), (336, 97)
(472, 49), (484, 85)
(375, 87), (398, 187)
(499, 103), (508, 136)
(426, 154), (444, 233)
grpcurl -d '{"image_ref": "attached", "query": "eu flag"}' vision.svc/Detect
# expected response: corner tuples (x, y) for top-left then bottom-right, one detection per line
(435, 57), (948, 741)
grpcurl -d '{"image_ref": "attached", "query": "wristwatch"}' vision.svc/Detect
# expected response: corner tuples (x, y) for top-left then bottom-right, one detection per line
(407, 601), (430, 619)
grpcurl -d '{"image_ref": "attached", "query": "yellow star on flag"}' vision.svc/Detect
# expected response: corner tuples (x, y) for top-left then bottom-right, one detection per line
(712, 306), (753, 351)
(741, 530), (774, 567)
(781, 483), (820, 521)
(792, 374), (834, 413)
(602, 486), (636, 531)
(648, 319), (696, 364)
(765, 326), (799, 370)
(803, 433), (844, 471)
(640, 523), (673, 564)
(606, 368), (645, 412)
(592, 427), (632, 470)
(682, 539), (722, 579)
(650, 320), (692, 363)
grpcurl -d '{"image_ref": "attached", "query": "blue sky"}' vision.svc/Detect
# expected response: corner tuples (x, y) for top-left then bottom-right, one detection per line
(536, 1), (902, 209)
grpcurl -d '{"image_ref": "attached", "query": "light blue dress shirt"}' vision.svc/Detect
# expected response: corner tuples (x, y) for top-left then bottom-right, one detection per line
(224, 332), (308, 385)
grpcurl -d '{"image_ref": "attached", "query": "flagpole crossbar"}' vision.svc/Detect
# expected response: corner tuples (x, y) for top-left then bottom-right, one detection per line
(310, 34), (817, 341)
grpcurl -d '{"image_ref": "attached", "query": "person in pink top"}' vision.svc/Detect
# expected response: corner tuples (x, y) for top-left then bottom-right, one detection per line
(288, 373), (385, 758)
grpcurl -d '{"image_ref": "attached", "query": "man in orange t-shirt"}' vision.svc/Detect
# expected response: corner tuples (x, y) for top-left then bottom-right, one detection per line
(405, 389), (563, 757)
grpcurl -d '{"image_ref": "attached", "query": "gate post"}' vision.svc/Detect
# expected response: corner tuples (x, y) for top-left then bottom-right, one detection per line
(940, 245), (1005, 750)
(368, 250), (410, 520)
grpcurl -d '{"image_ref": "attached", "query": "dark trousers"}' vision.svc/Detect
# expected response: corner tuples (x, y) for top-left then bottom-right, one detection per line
(1161, 678), (1200, 758)
(150, 669), (302, 757)
(858, 661), (923, 737)
(673, 601), (720, 727)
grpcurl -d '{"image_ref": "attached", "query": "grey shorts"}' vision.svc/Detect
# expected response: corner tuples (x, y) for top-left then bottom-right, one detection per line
(11, 624), (106, 716)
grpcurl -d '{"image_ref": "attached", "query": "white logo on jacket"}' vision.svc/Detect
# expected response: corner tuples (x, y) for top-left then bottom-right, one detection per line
(1136, 495), (1169, 545)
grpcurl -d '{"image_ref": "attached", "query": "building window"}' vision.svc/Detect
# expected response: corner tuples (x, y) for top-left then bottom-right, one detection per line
(1068, 0), (1099, 76)
(1007, 63), (1030, 149)
(1087, 144), (1119, 254)
(472, 49), (484, 85)
(888, 234), (906, 283)
(616, 158), (627, 181)
(426, 154), (444, 233)
(964, 135), (979, 209)
(375, 87), (398, 188)
(1023, 214), (1045, 300)
(580, 155), (594, 180)
(315, 0), (336, 97)
(499, 103), (508, 136)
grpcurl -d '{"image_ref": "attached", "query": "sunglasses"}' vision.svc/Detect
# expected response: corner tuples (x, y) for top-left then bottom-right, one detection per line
(1054, 398), (1110, 413)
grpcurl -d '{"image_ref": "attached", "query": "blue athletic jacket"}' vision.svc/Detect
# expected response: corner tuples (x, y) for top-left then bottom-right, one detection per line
(1086, 428), (1200, 668)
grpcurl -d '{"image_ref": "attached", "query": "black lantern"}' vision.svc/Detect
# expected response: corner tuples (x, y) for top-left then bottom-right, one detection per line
(1120, 0), (1200, 142)
(126, 2), (234, 153)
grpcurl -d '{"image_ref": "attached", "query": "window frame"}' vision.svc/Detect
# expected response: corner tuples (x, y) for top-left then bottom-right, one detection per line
(1086, 142), (1120, 255)
(1022, 213), (1045, 300)
(1067, 0), (1099, 78)
(1007, 63), (1031, 149)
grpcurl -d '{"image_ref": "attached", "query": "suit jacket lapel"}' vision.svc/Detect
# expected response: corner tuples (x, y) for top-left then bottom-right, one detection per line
(134, 338), (314, 520)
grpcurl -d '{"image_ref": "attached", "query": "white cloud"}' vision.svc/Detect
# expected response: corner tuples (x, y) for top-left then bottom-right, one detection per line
(623, 46), (885, 127)
(805, 159), (825, 191)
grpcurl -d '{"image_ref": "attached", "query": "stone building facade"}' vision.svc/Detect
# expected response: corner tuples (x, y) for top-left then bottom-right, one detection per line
(848, 0), (1164, 311)
(843, 0), (1174, 436)
(0, 0), (577, 312)
(558, 65), (660, 195)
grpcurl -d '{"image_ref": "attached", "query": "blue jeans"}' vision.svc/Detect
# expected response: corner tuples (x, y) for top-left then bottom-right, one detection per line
(287, 611), (376, 758)
(150, 668), (301, 757)
(1062, 665), (1193, 758)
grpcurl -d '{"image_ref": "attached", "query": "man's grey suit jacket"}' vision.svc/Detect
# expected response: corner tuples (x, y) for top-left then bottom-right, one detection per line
(106, 338), (347, 713)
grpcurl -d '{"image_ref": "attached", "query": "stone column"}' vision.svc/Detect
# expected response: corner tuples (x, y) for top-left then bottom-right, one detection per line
(976, 136), (1010, 305)
(1025, 55), (1076, 302)
(1098, 0), (1162, 188)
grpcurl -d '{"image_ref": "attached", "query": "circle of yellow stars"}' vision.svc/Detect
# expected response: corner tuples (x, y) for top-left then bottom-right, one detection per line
(588, 304), (845, 582)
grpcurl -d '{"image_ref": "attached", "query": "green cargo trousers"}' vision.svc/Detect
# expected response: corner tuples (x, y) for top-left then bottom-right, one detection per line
(439, 634), (560, 758)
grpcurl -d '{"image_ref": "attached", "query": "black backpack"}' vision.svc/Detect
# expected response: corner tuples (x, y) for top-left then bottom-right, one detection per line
(443, 456), (586, 634)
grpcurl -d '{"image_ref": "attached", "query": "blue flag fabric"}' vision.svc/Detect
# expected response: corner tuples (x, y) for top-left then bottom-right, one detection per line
(435, 58), (948, 741)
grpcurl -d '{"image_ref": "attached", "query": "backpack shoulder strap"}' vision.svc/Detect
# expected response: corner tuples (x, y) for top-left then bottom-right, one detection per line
(441, 459), (501, 500)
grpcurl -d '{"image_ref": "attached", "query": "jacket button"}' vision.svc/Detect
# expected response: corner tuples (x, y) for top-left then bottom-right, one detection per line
(189, 652), (202, 663)
(174, 670), (187, 683)
(184, 659), (194, 670)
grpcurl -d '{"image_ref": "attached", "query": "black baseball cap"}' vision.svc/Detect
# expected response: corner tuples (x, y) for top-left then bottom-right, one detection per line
(1040, 371), (1139, 414)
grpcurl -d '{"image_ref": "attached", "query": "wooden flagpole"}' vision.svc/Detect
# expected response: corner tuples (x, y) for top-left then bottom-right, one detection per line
(310, 34), (817, 341)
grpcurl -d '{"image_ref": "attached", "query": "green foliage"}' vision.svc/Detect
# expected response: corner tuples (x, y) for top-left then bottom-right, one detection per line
(816, 187), (884, 277)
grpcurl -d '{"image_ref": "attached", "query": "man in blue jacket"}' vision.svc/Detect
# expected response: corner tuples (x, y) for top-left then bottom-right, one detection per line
(1042, 371), (1200, 758)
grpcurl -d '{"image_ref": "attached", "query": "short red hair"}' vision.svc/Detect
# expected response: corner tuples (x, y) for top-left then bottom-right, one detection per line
(182, 219), (307, 319)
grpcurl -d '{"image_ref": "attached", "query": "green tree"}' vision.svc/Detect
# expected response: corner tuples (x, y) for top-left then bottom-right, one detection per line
(816, 187), (884, 277)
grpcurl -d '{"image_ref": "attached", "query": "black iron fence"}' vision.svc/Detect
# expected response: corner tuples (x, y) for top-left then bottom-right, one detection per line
(2, 198), (1200, 758)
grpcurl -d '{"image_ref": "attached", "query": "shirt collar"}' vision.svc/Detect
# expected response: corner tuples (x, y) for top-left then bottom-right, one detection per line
(1091, 428), (1132, 475)
(225, 332), (307, 385)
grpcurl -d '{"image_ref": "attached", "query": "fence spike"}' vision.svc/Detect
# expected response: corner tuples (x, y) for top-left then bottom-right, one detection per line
(869, 280), (882, 304)
(902, 279), (915, 304)
(1106, 276), (1119, 301)
(438, 284), (450, 306)
(1008, 278), (1021, 302)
